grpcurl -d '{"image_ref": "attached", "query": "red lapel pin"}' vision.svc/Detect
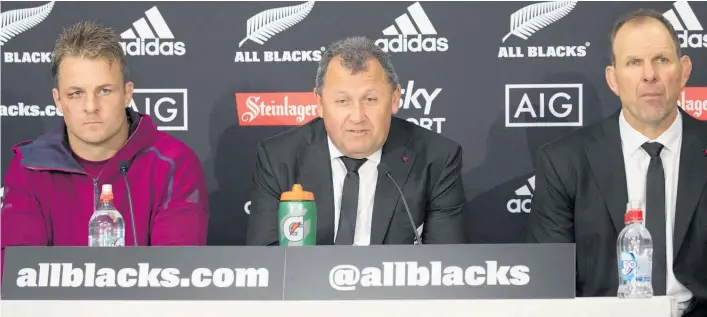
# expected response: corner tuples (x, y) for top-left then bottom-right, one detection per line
(402, 156), (409, 163)
(704, 149), (707, 155)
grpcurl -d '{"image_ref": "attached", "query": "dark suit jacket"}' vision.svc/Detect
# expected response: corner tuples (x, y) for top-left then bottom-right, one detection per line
(527, 108), (707, 317)
(246, 116), (466, 246)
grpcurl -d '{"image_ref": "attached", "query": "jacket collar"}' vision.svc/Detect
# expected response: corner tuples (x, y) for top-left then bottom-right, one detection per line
(14, 108), (158, 175)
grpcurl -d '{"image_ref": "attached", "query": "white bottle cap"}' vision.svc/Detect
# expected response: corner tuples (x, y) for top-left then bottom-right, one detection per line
(102, 184), (113, 194)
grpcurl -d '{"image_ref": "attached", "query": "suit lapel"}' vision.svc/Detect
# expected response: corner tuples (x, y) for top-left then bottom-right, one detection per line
(297, 119), (336, 245)
(369, 118), (415, 244)
(584, 112), (628, 234)
(673, 112), (707, 258)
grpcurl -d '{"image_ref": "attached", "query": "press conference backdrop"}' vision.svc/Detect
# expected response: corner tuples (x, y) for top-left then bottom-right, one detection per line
(1, 1), (706, 245)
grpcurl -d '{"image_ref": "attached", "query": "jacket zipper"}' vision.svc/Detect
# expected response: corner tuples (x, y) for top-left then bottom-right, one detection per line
(24, 118), (144, 212)
(93, 178), (99, 210)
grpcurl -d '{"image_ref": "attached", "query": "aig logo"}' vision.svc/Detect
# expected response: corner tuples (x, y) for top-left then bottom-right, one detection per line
(129, 89), (188, 131)
(283, 216), (304, 242)
(505, 84), (583, 127)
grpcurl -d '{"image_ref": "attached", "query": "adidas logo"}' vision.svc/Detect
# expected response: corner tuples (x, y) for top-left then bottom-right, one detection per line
(507, 176), (535, 214)
(663, 1), (706, 48)
(119, 6), (186, 56)
(375, 2), (448, 53)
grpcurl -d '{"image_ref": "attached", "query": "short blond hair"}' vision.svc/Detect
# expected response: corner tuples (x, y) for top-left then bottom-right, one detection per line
(51, 21), (127, 86)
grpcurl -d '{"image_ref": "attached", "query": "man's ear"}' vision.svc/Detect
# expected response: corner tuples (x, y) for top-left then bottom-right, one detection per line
(605, 65), (619, 97)
(52, 88), (63, 113)
(679, 55), (692, 88)
(314, 88), (324, 118)
(123, 81), (134, 108)
(391, 84), (401, 115)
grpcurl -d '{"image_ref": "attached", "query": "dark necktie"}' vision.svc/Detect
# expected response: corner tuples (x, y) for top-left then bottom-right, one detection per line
(642, 141), (666, 295)
(335, 156), (367, 245)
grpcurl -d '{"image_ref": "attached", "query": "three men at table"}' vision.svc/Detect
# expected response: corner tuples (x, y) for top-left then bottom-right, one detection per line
(1, 8), (705, 314)
(527, 9), (707, 317)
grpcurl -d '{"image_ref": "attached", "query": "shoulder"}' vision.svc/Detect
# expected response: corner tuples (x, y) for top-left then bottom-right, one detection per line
(258, 117), (323, 151)
(148, 131), (201, 166)
(393, 117), (461, 157)
(537, 115), (612, 160)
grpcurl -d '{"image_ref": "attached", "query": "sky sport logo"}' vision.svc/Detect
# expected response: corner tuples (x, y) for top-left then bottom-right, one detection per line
(235, 1), (323, 63)
(663, 1), (705, 48)
(1, 1), (55, 63)
(398, 80), (445, 134)
(375, 2), (448, 53)
(505, 84), (583, 127)
(120, 6), (186, 56)
(679, 87), (707, 121)
(328, 261), (530, 291)
(507, 176), (535, 214)
(235, 92), (319, 126)
(498, 1), (590, 59)
(129, 89), (188, 131)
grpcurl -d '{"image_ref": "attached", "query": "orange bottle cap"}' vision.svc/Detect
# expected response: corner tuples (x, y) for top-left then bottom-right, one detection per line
(280, 184), (315, 201)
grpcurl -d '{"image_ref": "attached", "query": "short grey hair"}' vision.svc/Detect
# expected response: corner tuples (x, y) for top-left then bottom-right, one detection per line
(609, 8), (682, 65)
(315, 36), (399, 95)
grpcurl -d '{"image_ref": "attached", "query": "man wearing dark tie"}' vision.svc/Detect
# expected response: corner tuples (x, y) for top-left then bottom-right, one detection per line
(527, 9), (706, 317)
(247, 36), (466, 246)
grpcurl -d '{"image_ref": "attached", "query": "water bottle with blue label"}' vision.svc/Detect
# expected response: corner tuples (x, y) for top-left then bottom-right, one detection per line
(617, 200), (653, 298)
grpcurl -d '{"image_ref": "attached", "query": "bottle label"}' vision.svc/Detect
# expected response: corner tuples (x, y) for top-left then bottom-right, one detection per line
(282, 215), (305, 242)
(278, 201), (317, 246)
(619, 251), (651, 282)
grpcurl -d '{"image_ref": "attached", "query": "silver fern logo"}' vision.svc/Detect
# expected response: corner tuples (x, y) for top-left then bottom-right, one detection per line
(1, 1), (55, 63)
(234, 1), (323, 63)
(501, 1), (576, 43)
(0, 1), (55, 46)
(498, 1), (590, 59)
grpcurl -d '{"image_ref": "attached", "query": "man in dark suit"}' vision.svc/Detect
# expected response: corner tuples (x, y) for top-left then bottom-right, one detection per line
(246, 36), (466, 246)
(527, 9), (706, 317)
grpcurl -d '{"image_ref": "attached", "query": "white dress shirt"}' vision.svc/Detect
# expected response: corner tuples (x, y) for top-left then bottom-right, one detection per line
(618, 110), (692, 313)
(328, 137), (381, 246)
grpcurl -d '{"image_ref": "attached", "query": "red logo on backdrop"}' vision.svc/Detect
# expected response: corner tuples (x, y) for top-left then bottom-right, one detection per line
(235, 92), (319, 126)
(678, 87), (707, 121)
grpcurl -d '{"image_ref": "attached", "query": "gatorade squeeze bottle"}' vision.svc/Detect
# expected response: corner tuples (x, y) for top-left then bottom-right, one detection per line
(278, 184), (317, 246)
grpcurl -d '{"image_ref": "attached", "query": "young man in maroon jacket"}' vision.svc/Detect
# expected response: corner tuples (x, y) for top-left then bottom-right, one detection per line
(1, 21), (209, 275)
